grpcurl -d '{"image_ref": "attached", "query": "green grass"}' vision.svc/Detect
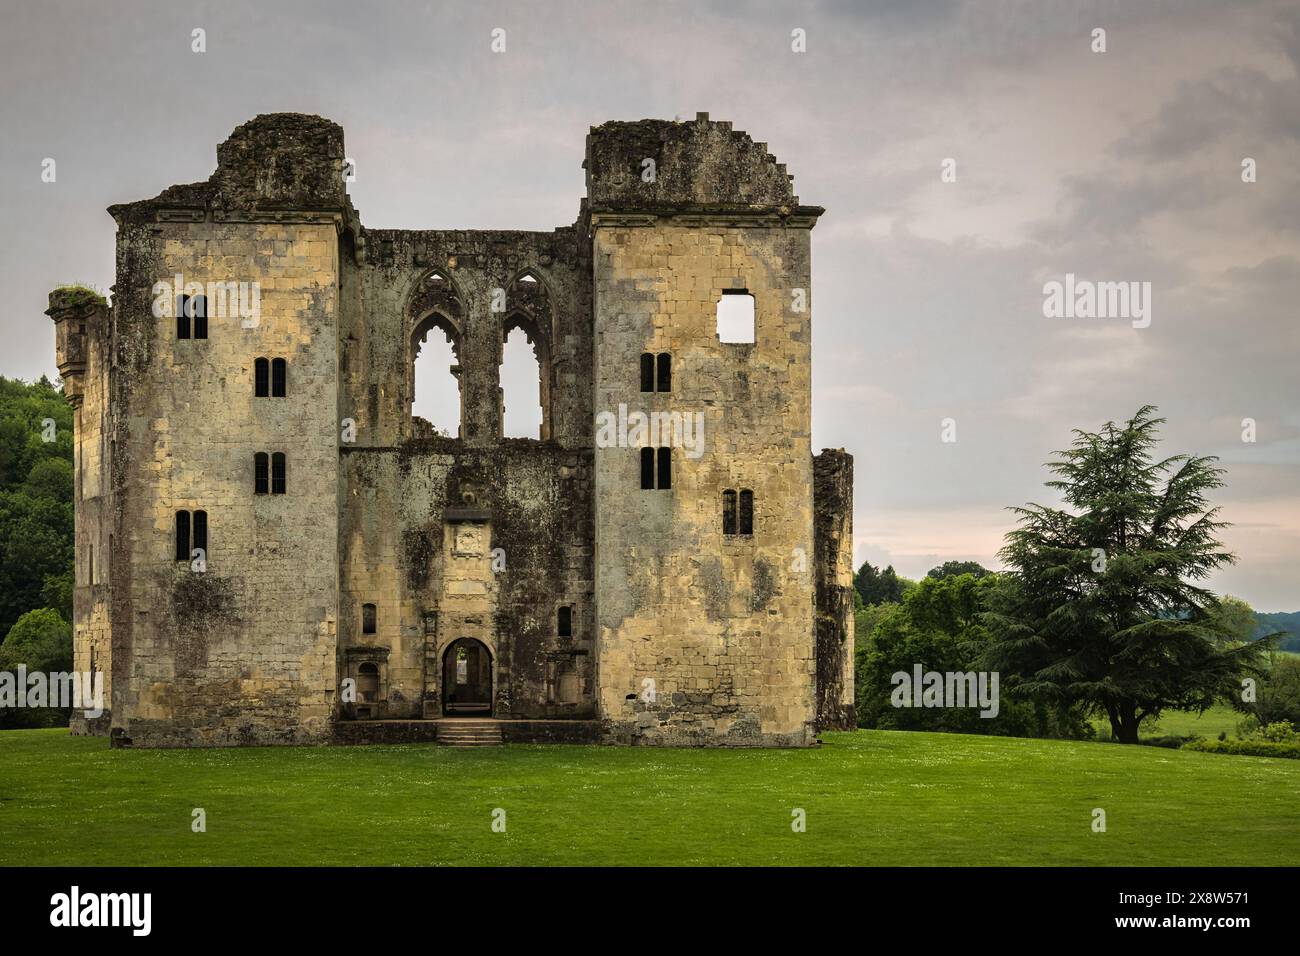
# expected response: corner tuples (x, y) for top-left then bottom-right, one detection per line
(1089, 703), (1244, 742)
(2, 727), (1298, 866)
(1141, 705), (1243, 739)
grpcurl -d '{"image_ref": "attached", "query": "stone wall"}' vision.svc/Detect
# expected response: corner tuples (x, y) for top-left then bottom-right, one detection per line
(47, 289), (115, 733)
(92, 115), (346, 746)
(591, 219), (819, 746)
(335, 223), (597, 721)
(57, 111), (850, 748)
(814, 448), (856, 730)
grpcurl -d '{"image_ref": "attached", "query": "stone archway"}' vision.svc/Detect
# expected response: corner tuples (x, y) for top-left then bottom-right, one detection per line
(442, 638), (493, 716)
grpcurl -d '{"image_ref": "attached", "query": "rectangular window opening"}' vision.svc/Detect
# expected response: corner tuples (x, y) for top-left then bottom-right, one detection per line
(716, 290), (756, 344)
(739, 489), (754, 535)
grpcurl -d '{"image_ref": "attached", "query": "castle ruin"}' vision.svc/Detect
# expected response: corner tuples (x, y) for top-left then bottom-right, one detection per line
(48, 112), (854, 747)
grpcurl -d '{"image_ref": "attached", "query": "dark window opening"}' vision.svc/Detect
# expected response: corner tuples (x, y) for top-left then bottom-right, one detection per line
(722, 489), (738, 535)
(271, 358), (286, 397)
(193, 509), (208, 552)
(362, 603), (376, 635)
(640, 447), (655, 490)
(558, 605), (572, 638)
(180, 294), (208, 339)
(656, 353), (671, 392)
(739, 489), (754, 535)
(640, 353), (654, 392)
(656, 447), (672, 490)
(176, 296), (190, 340)
(254, 358), (269, 397)
(254, 452), (269, 495)
(271, 452), (286, 495)
(175, 511), (190, 560)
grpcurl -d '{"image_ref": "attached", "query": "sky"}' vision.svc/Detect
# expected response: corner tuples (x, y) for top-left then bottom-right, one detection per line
(1, 0), (1296, 609)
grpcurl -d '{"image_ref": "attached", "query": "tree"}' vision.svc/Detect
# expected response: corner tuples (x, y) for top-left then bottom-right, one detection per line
(926, 560), (992, 580)
(0, 376), (74, 640)
(854, 572), (1088, 737)
(0, 607), (73, 729)
(855, 560), (914, 606)
(1248, 657), (1300, 727)
(854, 561), (881, 605)
(0, 607), (72, 672)
(1207, 595), (1258, 645)
(984, 406), (1271, 743)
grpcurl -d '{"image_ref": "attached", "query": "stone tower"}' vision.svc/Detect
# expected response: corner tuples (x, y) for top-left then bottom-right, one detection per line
(51, 112), (854, 747)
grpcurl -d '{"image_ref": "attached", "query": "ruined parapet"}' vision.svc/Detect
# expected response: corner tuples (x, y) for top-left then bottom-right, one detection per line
(107, 113), (349, 226)
(813, 448), (855, 731)
(212, 113), (347, 212)
(46, 286), (108, 408)
(584, 112), (822, 221)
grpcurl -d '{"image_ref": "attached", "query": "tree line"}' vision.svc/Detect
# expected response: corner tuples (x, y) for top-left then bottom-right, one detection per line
(0, 376), (74, 727)
(853, 406), (1297, 743)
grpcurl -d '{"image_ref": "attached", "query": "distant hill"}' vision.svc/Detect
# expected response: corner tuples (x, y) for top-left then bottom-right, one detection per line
(1255, 612), (1300, 653)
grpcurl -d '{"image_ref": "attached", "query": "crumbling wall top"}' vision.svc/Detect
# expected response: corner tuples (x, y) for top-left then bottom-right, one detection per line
(584, 112), (820, 217)
(109, 113), (348, 223)
(212, 113), (346, 210)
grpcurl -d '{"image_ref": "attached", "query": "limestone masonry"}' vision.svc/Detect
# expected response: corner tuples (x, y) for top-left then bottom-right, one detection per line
(48, 112), (854, 748)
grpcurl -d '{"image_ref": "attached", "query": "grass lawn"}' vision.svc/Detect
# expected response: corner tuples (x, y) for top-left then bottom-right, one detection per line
(1, 727), (1297, 866)
(1090, 703), (1244, 742)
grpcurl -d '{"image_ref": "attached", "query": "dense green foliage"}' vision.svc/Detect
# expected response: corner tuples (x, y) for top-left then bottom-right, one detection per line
(0, 377), (74, 727)
(983, 407), (1270, 743)
(1181, 737), (1300, 760)
(853, 560), (916, 606)
(1246, 656), (1300, 726)
(854, 573), (1089, 737)
(925, 560), (992, 580)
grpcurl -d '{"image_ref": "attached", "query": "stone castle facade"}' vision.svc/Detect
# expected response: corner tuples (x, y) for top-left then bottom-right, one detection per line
(48, 112), (855, 748)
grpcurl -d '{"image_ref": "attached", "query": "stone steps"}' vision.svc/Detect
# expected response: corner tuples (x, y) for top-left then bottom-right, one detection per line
(437, 721), (504, 747)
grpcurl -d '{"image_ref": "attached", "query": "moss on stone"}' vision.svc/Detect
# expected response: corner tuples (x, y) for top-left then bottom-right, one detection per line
(50, 284), (108, 310)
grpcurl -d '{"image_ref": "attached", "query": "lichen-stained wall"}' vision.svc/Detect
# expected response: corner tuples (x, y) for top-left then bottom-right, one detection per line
(814, 449), (856, 730)
(105, 218), (341, 746)
(48, 290), (115, 733)
(345, 229), (592, 449)
(338, 442), (596, 719)
(56, 111), (849, 748)
(95, 114), (349, 746)
(336, 226), (596, 719)
(592, 221), (818, 746)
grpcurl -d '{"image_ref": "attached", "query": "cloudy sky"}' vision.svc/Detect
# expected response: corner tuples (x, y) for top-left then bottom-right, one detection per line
(2, 0), (1296, 608)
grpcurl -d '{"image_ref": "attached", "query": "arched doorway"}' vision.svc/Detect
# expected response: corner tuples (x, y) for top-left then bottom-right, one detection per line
(443, 638), (493, 715)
